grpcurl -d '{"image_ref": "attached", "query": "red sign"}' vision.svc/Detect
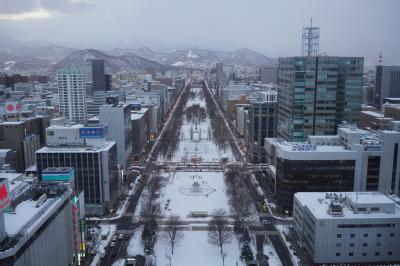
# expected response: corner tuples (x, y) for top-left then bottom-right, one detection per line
(5, 101), (21, 114)
(0, 184), (8, 201)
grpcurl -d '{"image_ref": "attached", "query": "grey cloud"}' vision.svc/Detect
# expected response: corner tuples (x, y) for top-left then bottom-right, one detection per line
(0, 0), (91, 14)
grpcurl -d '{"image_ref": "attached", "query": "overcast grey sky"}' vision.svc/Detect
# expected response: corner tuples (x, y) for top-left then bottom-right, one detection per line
(0, 0), (399, 63)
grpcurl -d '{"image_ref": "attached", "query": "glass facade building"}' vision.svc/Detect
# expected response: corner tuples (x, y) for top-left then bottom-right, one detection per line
(277, 56), (363, 141)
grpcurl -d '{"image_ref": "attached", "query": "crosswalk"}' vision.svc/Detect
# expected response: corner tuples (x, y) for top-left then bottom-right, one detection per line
(115, 229), (136, 235)
(252, 230), (278, 236)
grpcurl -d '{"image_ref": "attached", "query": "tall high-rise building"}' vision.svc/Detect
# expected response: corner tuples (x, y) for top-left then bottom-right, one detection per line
(277, 56), (363, 141)
(91, 59), (106, 92)
(247, 91), (277, 163)
(57, 66), (86, 123)
(374, 65), (400, 108)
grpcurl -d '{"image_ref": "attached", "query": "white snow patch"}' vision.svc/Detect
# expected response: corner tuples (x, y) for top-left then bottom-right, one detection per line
(127, 226), (144, 256)
(154, 230), (241, 266)
(172, 61), (185, 66)
(187, 50), (199, 59)
(3, 61), (15, 71)
(160, 171), (231, 217)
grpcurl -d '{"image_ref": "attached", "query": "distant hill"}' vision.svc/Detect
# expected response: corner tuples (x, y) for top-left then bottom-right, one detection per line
(52, 49), (175, 73)
(0, 35), (277, 74)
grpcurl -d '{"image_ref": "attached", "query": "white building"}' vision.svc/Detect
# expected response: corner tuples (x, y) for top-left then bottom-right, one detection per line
(293, 192), (400, 265)
(57, 66), (86, 123)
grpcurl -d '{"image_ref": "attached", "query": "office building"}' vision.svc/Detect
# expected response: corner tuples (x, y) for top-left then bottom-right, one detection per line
(374, 66), (400, 108)
(131, 110), (147, 156)
(100, 103), (132, 171)
(57, 66), (86, 123)
(0, 178), (75, 266)
(277, 56), (364, 141)
(215, 62), (227, 88)
(219, 83), (251, 112)
(0, 116), (50, 172)
(293, 192), (400, 265)
(362, 84), (375, 105)
(259, 66), (277, 84)
(265, 123), (400, 213)
(236, 105), (249, 137)
(246, 91), (277, 163)
(92, 59), (106, 92)
(36, 124), (118, 215)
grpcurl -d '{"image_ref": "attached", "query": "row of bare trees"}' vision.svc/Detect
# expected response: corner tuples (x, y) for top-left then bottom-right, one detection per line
(185, 104), (206, 122)
(159, 84), (191, 159)
(202, 84), (230, 149)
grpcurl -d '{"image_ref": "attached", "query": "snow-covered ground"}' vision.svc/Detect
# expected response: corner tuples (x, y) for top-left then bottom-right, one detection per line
(127, 226), (144, 257)
(155, 230), (240, 266)
(159, 87), (235, 163)
(160, 171), (231, 217)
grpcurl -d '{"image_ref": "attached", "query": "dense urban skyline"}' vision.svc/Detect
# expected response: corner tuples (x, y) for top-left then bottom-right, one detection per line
(0, 0), (399, 64)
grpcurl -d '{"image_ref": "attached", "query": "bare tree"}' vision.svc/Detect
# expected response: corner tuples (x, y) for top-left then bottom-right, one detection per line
(208, 209), (233, 256)
(160, 216), (184, 255)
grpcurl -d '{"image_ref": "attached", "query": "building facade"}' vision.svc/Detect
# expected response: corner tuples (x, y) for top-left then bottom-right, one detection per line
(57, 66), (86, 123)
(36, 124), (118, 215)
(99, 103), (132, 171)
(293, 192), (400, 265)
(265, 124), (400, 213)
(91, 59), (105, 92)
(374, 65), (400, 108)
(247, 91), (277, 163)
(278, 56), (363, 141)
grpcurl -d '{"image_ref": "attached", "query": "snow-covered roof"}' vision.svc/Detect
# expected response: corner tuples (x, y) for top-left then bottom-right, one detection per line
(295, 192), (400, 220)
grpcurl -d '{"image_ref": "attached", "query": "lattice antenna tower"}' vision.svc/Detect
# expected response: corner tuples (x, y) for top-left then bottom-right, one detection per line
(302, 18), (320, 56)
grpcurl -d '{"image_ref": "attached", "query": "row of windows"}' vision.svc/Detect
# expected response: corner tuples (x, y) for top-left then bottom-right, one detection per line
(336, 251), (392, 257)
(337, 242), (386, 247)
(337, 232), (395, 238)
(337, 223), (395, 228)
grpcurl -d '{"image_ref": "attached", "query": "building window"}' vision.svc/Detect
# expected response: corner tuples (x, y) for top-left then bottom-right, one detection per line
(336, 253), (340, 257)
(337, 234), (342, 238)
(362, 252), (367, 256)
(349, 252), (354, 256)
(363, 243), (368, 247)
(350, 243), (354, 247)
(364, 233), (368, 237)
(371, 207), (380, 212)
(377, 233), (381, 237)
(388, 251), (393, 256)
(376, 242), (381, 247)
(358, 207), (367, 212)
(390, 233), (395, 237)
(350, 233), (355, 238)
(375, 252), (380, 256)
(336, 243), (341, 247)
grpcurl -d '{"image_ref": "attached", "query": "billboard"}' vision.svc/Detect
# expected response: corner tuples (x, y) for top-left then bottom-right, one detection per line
(5, 101), (21, 114)
(79, 125), (108, 139)
(0, 178), (10, 211)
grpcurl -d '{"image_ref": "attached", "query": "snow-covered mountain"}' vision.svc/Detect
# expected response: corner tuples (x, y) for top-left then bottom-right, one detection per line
(160, 48), (277, 69)
(0, 35), (277, 74)
(52, 49), (175, 73)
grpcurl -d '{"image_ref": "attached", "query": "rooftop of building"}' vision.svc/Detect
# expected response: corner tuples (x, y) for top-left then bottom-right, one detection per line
(38, 141), (115, 153)
(0, 184), (71, 256)
(131, 112), (145, 120)
(361, 110), (385, 118)
(295, 192), (400, 220)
